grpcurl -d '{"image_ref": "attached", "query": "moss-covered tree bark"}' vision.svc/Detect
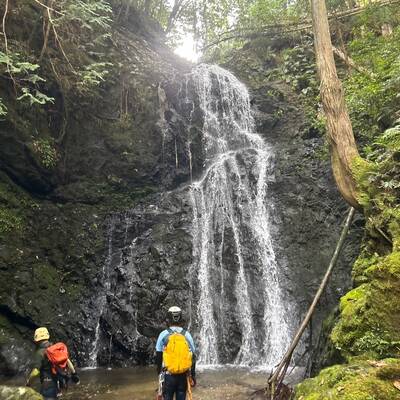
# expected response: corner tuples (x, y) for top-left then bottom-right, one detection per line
(311, 0), (361, 209)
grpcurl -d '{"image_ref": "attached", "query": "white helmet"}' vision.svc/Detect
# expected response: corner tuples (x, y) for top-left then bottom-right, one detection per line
(167, 306), (182, 324)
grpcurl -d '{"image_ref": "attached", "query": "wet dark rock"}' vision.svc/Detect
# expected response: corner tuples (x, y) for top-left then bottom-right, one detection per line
(0, 20), (362, 374)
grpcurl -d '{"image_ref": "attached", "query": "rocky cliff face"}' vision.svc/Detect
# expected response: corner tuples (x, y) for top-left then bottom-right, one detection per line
(0, 10), (192, 373)
(0, 16), (362, 374)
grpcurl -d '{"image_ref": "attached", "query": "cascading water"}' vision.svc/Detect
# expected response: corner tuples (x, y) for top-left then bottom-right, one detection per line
(187, 64), (292, 368)
(87, 213), (142, 368)
(85, 64), (294, 369)
(87, 216), (116, 368)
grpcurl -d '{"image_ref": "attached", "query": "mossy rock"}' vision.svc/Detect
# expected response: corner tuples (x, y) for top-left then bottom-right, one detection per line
(331, 250), (400, 358)
(332, 151), (400, 359)
(0, 385), (43, 400)
(295, 358), (400, 400)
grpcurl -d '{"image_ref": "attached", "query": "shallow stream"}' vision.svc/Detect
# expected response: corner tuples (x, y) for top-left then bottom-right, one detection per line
(2, 367), (304, 400)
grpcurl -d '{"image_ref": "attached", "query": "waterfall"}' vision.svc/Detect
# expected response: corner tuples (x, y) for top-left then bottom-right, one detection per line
(87, 216), (116, 368)
(187, 64), (292, 368)
(86, 211), (147, 368)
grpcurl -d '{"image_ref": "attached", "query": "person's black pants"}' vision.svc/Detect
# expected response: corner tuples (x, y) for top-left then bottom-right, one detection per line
(40, 378), (58, 400)
(163, 373), (187, 400)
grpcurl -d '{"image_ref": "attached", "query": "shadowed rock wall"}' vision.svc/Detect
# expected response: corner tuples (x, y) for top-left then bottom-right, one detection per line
(0, 22), (363, 374)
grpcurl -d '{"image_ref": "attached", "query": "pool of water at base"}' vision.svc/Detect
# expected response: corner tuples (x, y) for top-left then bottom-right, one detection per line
(2, 366), (305, 400)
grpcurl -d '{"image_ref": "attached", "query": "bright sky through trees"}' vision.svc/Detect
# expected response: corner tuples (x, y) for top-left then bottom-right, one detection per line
(173, 32), (201, 62)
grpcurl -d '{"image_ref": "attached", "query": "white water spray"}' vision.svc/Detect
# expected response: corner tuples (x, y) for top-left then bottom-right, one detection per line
(87, 217), (116, 368)
(188, 64), (291, 368)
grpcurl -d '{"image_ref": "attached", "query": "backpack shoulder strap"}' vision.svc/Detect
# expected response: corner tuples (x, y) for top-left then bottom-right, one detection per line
(163, 328), (174, 347)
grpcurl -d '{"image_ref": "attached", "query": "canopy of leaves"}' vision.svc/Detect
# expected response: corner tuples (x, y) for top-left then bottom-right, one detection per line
(345, 26), (400, 144)
(0, 0), (113, 116)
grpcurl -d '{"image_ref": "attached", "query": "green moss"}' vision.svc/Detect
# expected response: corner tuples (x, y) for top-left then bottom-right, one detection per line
(331, 255), (400, 359)
(295, 359), (400, 400)
(0, 207), (23, 235)
(29, 138), (59, 169)
(0, 386), (43, 400)
(329, 125), (400, 363)
(319, 144), (400, 395)
(0, 173), (39, 238)
(351, 156), (377, 209)
(376, 362), (400, 380)
(352, 253), (380, 285)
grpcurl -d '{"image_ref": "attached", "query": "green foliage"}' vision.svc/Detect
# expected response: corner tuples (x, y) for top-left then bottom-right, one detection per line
(17, 88), (54, 106)
(295, 359), (400, 400)
(353, 125), (400, 222)
(339, 124), (400, 360)
(77, 61), (113, 91)
(277, 43), (326, 135)
(60, 0), (113, 31)
(0, 176), (38, 238)
(0, 51), (54, 111)
(344, 27), (400, 143)
(242, 0), (306, 29)
(0, 0), (114, 120)
(354, 3), (400, 34)
(47, 0), (114, 89)
(31, 138), (59, 169)
(54, 0), (113, 48)
(281, 45), (317, 91)
(377, 125), (400, 152)
(355, 329), (400, 357)
(0, 208), (23, 236)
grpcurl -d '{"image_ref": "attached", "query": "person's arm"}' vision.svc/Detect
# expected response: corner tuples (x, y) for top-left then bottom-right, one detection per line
(191, 354), (196, 383)
(155, 351), (163, 375)
(155, 331), (166, 375)
(26, 368), (40, 386)
(26, 350), (43, 386)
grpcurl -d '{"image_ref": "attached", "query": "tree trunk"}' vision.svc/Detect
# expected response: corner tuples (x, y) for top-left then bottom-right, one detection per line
(166, 0), (183, 34)
(311, 0), (361, 209)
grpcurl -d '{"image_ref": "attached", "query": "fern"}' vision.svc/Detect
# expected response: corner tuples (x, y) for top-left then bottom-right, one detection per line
(17, 88), (54, 106)
(376, 125), (400, 152)
(0, 51), (54, 108)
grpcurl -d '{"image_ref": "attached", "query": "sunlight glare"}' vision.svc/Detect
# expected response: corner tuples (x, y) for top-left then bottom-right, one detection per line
(174, 33), (201, 63)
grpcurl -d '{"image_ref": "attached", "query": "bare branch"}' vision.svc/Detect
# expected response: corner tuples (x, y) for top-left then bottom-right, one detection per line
(202, 0), (400, 50)
(42, 6), (76, 73)
(39, 0), (54, 61)
(32, 0), (63, 15)
(268, 208), (356, 398)
(332, 45), (372, 76)
(2, 0), (17, 92)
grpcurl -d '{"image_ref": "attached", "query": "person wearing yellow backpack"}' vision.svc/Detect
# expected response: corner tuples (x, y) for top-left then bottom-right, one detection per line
(155, 306), (196, 400)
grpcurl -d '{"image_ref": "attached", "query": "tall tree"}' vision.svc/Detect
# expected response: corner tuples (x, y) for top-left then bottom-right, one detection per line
(311, 0), (361, 209)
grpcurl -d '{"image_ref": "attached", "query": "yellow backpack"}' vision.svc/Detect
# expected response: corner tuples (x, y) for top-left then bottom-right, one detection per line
(163, 328), (192, 374)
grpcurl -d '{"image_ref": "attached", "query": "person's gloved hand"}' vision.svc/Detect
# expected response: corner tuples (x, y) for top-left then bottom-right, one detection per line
(71, 373), (80, 384)
(189, 376), (196, 387)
